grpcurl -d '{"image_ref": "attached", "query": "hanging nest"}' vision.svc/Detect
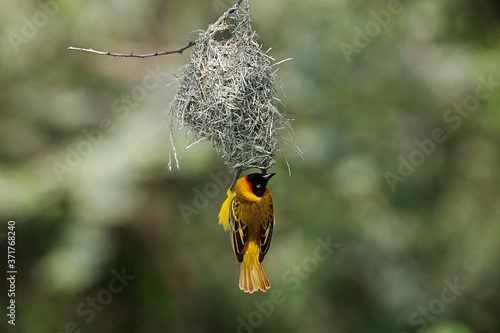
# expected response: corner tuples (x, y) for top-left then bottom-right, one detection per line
(167, 0), (300, 171)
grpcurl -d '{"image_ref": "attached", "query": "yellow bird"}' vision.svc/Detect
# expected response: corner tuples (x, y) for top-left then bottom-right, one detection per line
(218, 173), (276, 293)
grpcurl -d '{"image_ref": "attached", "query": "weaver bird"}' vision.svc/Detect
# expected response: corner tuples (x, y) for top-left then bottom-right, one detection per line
(218, 172), (276, 293)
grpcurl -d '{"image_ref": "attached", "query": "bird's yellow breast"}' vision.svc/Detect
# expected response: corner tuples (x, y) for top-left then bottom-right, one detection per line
(234, 193), (274, 241)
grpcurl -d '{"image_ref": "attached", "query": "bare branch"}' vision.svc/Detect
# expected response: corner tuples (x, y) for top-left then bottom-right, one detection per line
(67, 0), (245, 59)
(67, 41), (196, 58)
(233, 0), (244, 9)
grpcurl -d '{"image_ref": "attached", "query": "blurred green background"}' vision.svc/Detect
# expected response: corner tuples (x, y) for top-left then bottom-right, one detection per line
(1, 0), (500, 332)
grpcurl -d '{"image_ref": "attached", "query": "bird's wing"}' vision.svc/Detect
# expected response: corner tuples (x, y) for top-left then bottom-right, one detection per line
(259, 197), (274, 263)
(218, 189), (235, 231)
(230, 198), (247, 263)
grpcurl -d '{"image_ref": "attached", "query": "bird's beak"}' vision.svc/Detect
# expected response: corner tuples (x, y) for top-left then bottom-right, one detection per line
(262, 173), (276, 181)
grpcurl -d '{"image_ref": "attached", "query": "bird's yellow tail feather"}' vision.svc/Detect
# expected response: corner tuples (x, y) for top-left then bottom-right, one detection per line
(239, 261), (270, 293)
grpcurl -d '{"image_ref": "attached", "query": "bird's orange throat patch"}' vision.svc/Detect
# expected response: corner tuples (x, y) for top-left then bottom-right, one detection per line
(235, 178), (262, 202)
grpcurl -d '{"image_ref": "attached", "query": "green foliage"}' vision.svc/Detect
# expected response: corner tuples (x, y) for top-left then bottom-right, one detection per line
(1, 0), (500, 332)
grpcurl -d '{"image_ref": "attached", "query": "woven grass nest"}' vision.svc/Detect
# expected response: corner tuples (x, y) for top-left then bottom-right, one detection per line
(167, 0), (299, 172)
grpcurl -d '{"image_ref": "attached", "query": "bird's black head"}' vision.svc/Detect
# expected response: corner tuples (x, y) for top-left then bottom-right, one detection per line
(246, 173), (276, 197)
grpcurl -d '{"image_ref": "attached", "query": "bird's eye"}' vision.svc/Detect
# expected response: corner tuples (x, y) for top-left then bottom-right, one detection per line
(256, 184), (261, 188)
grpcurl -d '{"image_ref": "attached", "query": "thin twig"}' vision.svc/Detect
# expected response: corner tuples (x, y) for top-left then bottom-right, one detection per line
(67, 0), (245, 59)
(229, 168), (242, 192)
(231, 0), (245, 12)
(67, 41), (196, 58)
